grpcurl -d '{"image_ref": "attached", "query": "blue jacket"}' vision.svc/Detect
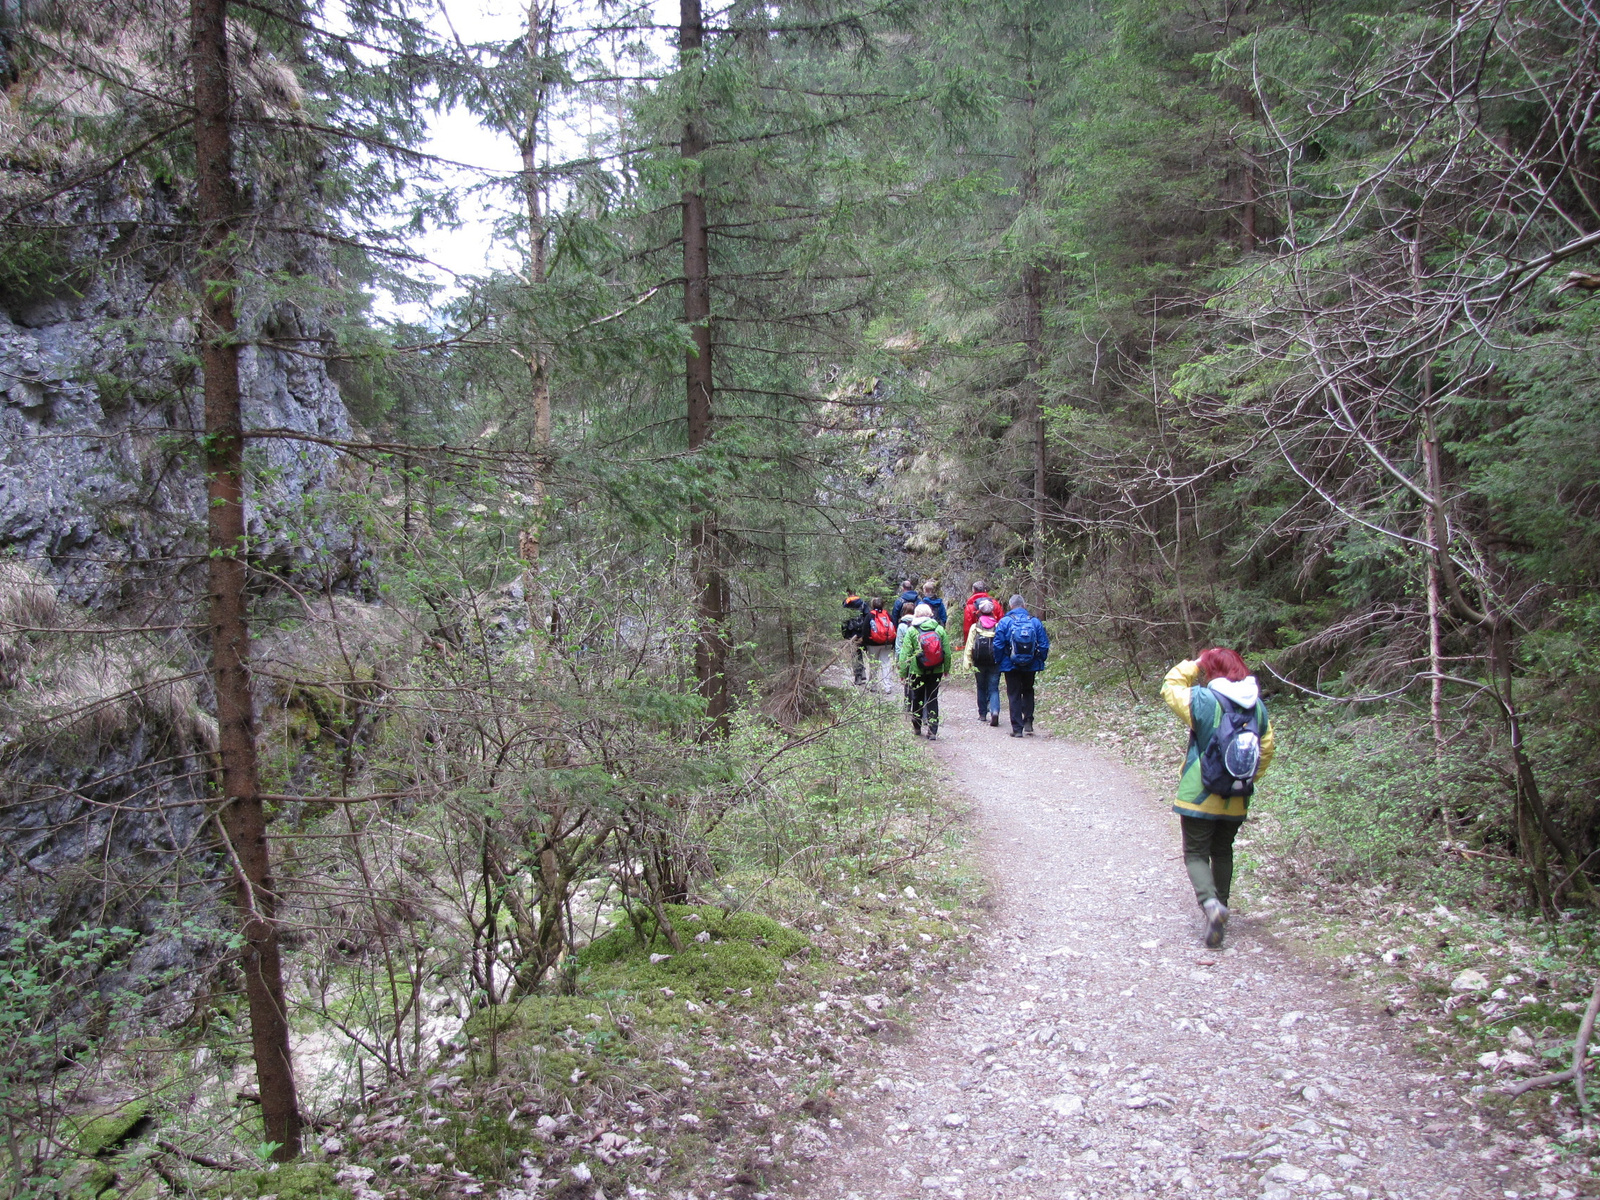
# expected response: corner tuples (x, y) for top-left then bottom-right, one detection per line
(890, 589), (921, 624)
(993, 609), (1049, 672)
(924, 596), (948, 626)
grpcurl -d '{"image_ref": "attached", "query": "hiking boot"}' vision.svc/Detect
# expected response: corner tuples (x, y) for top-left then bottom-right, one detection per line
(927, 728), (938, 740)
(1010, 730), (1023, 738)
(1202, 898), (1229, 949)
(911, 720), (922, 736)
(990, 713), (999, 727)
(1023, 720), (1034, 735)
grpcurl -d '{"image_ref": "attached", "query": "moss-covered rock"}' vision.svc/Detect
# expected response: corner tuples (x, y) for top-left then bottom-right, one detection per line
(578, 905), (810, 999)
(72, 1099), (151, 1156)
(70, 1160), (116, 1200)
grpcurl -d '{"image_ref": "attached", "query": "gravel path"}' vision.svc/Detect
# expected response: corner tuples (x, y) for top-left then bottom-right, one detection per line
(805, 701), (1531, 1200)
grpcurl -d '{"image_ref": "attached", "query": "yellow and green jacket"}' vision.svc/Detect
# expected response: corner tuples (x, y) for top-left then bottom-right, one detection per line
(1161, 660), (1275, 822)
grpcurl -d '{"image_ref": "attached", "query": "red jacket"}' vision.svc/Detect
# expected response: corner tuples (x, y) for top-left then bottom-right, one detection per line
(962, 592), (993, 647)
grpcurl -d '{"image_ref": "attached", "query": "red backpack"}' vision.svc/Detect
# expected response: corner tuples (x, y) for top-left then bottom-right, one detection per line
(867, 610), (894, 644)
(917, 629), (945, 670)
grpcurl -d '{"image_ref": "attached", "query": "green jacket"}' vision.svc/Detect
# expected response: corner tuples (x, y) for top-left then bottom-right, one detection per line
(898, 617), (952, 679)
(1161, 660), (1275, 821)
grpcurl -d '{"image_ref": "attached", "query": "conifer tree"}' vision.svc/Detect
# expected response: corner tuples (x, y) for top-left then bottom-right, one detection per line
(191, 0), (301, 1159)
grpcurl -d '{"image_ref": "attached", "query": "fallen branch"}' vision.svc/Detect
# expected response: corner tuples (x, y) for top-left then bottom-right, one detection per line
(1501, 976), (1600, 1101)
(149, 1154), (186, 1193)
(155, 1138), (242, 1171)
(1576, 978), (1600, 1108)
(1503, 1067), (1577, 1098)
(1450, 847), (1521, 865)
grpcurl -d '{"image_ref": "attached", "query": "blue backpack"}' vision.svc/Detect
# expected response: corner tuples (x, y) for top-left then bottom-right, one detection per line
(1007, 617), (1040, 668)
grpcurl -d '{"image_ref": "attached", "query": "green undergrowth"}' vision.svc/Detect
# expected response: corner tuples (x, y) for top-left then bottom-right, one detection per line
(290, 688), (984, 1199)
(211, 1163), (348, 1200)
(1040, 649), (1600, 1150)
(578, 905), (811, 993)
(37, 688), (986, 1200)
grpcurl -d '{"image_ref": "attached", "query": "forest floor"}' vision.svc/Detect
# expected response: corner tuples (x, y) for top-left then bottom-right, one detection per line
(801, 698), (1571, 1200)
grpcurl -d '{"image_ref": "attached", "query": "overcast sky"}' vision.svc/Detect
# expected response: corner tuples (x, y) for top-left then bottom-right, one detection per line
(380, 0), (676, 323)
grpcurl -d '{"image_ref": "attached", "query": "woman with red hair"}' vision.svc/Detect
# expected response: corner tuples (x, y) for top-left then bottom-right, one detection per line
(1161, 648), (1275, 948)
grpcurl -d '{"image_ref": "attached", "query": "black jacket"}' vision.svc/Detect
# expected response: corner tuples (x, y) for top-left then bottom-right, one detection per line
(841, 597), (870, 641)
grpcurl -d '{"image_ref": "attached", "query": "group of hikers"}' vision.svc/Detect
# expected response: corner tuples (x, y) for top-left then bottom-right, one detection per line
(842, 580), (1274, 950)
(841, 579), (1049, 740)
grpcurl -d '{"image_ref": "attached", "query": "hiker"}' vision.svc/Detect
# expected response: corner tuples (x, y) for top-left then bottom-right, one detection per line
(921, 579), (948, 628)
(961, 596), (1001, 726)
(1161, 648), (1275, 950)
(993, 594), (1049, 737)
(895, 605), (919, 711)
(841, 594), (870, 684)
(897, 601), (951, 738)
(861, 597), (898, 693)
(961, 579), (995, 647)
(889, 579), (921, 625)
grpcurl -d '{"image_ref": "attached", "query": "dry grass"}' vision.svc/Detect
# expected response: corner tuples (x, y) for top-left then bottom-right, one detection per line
(0, 562), (216, 756)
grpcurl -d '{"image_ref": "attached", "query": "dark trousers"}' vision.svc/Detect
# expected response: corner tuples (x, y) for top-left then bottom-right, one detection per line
(1181, 815), (1241, 906)
(1004, 669), (1036, 733)
(910, 675), (941, 733)
(974, 667), (1001, 717)
(851, 643), (866, 683)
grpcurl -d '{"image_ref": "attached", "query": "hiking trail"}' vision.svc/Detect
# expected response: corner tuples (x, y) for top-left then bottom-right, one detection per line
(804, 704), (1533, 1200)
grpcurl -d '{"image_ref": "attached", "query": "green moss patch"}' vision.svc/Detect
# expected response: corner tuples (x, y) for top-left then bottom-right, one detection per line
(213, 1162), (349, 1200)
(577, 905), (810, 999)
(72, 1099), (151, 1156)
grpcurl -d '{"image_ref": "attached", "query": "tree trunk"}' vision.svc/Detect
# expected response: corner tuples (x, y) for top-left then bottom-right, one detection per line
(1486, 616), (1595, 910)
(516, 1), (553, 632)
(1421, 417), (1446, 761)
(1412, 232), (1443, 761)
(1020, 13), (1046, 603)
(1238, 91), (1257, 253)
(682, 0), (728, 732)
(779, 519), (796, 668)
(1241, 155), (1256, 253)
(1024, 263), (1045, 600)
(191, 0), (302, 1160)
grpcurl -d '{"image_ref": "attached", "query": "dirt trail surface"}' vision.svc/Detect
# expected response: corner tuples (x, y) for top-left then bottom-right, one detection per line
(805, 707), (1529, 1200)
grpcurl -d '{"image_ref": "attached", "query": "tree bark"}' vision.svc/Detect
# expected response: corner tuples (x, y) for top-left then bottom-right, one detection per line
(1241, 154), (1256, 254)
(1412, 233), (1444, 761)
(1237, 90), (1257, 253)
(1020, 12), (1046, 602)
(192, 0), (302, 1160)
(682, 0), (728, 732)
(516, 0), (553, 632)
(1024, 263), (1045, 599)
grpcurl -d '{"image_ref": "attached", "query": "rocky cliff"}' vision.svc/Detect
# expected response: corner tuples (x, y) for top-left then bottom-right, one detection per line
(0, 197), (358, 607)
(0, 167), (362, 1018)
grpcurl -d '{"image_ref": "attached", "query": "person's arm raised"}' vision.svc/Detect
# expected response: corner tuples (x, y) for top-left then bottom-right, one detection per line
(1161, 660), (1202, 726)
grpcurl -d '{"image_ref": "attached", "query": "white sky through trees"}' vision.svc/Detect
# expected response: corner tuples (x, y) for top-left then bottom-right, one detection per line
(378, 0), (677, 323)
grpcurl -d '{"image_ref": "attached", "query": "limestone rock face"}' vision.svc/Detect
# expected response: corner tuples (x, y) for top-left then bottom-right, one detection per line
(0, 178), (361, 1017)
(0, 257), (357, 604)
